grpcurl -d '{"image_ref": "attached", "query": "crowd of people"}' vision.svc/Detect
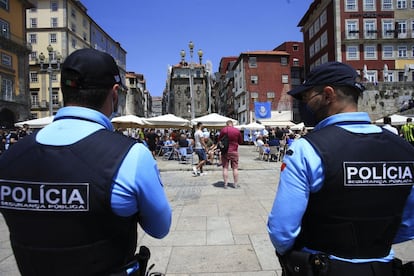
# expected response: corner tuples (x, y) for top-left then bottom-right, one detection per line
(252, 125), (307, 161)
(0, 124), (31, 154)
(115, 122), (244, 186)
(116, 126), (223, 165)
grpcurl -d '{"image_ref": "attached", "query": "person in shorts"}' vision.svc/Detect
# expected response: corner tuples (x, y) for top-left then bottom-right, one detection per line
(192, 122), (207, 176)
(218, 120), (242, 188)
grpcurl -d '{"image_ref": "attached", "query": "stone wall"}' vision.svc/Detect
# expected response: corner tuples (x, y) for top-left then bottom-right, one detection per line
(359, 82), (414, 121)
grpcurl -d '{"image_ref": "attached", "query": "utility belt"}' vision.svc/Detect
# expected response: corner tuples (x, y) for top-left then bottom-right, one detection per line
(277, 251), (414, 276)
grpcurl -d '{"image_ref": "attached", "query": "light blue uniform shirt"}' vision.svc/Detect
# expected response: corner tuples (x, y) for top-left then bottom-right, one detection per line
(37, 106), (171, 239)
(267, 112), (414, 263)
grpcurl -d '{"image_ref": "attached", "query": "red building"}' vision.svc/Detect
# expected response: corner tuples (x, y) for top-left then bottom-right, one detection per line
(298, 0), (414, 82)
(274, 41), (305, 123)
(232, 50), (292, 124)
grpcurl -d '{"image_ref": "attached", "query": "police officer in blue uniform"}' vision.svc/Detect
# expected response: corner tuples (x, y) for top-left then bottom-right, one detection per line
(267, 62), (414, 276)
(0, 48), (172, 276)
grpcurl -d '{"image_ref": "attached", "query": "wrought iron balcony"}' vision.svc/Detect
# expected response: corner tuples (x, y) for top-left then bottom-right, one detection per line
(0, 32), (32, 53)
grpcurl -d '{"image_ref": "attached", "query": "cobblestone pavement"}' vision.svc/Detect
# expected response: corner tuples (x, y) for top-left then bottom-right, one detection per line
(0, 145), (413, 275)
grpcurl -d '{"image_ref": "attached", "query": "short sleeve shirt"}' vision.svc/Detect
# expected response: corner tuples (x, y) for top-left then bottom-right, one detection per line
(194, 129), (203, 149)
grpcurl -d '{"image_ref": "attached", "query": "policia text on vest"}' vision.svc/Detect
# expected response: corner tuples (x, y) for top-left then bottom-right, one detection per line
(0, 179), (88, 211)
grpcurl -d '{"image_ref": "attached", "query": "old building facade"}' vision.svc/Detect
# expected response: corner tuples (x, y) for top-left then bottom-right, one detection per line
(232, 51), (293, 124)
(165, 48), (213, 120)
(293, 0), (414, 122)
(299, 0), (414, 81)
(0, 0), (34, 128)
(215, 57), (238, 120)
(125, 72), (147, 117)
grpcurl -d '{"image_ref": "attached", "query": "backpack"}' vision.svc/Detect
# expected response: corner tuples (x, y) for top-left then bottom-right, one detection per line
(218, 134), (229, 154)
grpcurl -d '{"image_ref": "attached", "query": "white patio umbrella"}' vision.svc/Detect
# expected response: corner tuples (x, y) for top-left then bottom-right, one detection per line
(234, 124), (247, 130)
(191, 113), (238, 128)
(259, 121), (296, 127)
(291, 122), (305, 131)
(143, 114), (191, 129)
(244, 122), (265, 130)
(111, 115), (146, 128)
(375, 114), (410, 126)
(15, 116), (54, 129)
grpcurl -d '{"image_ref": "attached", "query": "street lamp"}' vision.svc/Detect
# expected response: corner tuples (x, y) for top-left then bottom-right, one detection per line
(188, 41), (195, 120)
(180, 41), (203, 120)
(39, 44), (61, 116)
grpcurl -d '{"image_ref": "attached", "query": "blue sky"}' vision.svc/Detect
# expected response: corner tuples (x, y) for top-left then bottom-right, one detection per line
(81, 0), (313, 96)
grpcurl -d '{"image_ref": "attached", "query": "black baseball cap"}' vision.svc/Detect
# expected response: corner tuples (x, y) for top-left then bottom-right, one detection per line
(288, 61), (365, 98)
(61, 48), (124, 89)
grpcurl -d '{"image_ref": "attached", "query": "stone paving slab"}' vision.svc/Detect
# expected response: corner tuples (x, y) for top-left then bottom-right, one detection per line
(250, 234), (281, 271)
(152, 153), (282, 275)
(165, 272), (277, 276)
(165, 273), (278, 276)
(167, 245), (261, 274)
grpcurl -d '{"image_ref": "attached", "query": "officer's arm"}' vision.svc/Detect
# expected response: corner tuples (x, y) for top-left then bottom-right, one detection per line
(393, 186), (414, 243)
(134, 160), (172, 238)
(267, 139), (324, 254)
(111, 143), (172, 238)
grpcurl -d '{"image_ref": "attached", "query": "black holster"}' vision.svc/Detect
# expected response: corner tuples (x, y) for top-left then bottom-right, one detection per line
(109, 246), (151, 276)
(390, 260), (414, 276)
(277, 250), (412, 276)
(277, 251), (328, 276)
(402, 261), (414, 276)
(136, 246), (151, 276)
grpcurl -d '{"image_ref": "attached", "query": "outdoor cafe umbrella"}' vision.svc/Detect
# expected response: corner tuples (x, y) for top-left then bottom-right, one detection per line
(244, 122), (265, 130)
(234, 124), (247, 130)
(111, 115), (146, 128)
(191, 113), (238, 128)
(15, 116), (54, 129)
(375, 114), (410, 126)
(291, 122), (305, 131)
(143, 114), (192, 129)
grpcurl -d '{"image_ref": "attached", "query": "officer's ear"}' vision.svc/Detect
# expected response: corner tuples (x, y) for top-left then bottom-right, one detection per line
(111, 84), (119, 113)
(321, 85), (335, 104)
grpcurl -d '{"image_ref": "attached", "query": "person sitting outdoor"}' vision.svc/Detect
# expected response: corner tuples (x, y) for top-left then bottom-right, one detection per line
(256, 136), (270, 161)
(286, 133), (297, 147)
(204, 133), (215, 165)
(267, 138), (280, 161)
(177, 133), (192, 162)
(163, 136), (177, 160)
(263, 144), (271, 161)
(164, 136), (176, 147)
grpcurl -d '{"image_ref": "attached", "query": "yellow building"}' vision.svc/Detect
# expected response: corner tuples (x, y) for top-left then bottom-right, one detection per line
(0, 0), (34, 128)
(27, 0), (127, 119)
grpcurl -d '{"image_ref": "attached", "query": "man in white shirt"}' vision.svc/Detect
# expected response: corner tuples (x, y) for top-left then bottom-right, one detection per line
(193, 122), (207, 176)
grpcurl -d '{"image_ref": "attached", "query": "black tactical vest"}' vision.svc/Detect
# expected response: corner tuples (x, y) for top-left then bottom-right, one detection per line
(297, 125), (414, 259)
(0, 130), (137, 276)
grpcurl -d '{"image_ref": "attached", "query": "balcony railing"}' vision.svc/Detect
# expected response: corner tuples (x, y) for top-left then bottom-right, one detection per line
(31, 101), (40, 108)
(1, 94), (13, 101)
(0, 32), (32, 52)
